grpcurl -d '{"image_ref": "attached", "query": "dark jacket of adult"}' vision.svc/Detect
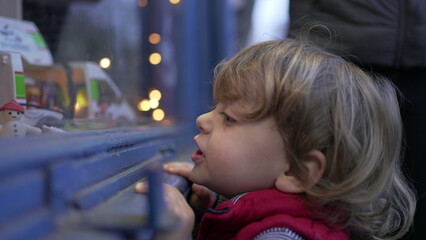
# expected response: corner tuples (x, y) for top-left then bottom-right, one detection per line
(289, 0), (426, 68)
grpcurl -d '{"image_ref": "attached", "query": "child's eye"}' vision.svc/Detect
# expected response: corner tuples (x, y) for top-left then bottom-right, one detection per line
(220, 112), (236, 124)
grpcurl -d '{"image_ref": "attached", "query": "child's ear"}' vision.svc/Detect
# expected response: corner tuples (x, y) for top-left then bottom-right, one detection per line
(275, 150), (326, 193)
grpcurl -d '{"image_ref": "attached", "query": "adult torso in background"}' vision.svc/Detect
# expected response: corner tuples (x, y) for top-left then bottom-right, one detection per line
(289, 0), (426, 68)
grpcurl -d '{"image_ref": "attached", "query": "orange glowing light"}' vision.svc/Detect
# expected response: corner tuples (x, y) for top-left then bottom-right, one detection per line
(148, 33), (161, 44)
(138, 0), (148, 7)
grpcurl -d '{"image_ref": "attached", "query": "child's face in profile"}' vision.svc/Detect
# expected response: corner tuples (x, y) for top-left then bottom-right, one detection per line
(190, 102), (289, 198)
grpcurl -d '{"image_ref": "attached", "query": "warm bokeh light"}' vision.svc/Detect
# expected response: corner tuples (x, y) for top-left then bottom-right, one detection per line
(149, 89), (162, 100)
(148, 33), (161, 44)
(152, 109), (165, 121)
(99, 58), (111, 69)
(169, 0), (180, 4)
(138, 0), (148, 7)
(149, 99), (159, 109)
(149, 53), (162, 65)
(137, 99), (150, 111)
(74, 102), (81, 112)
(76, 89), (88, 107)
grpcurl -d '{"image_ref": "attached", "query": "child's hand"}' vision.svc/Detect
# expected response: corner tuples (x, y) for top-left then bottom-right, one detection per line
(135, 182), (195, 240)
(164, 161), (217, 209)
(163, 161), (194, 179)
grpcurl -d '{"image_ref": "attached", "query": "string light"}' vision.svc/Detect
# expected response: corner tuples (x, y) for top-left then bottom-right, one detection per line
(169, 0), (180, 4)
(149, 53), (162, 65)
(137, 99), (150, 111)
(149, 89), (162, 100)
(148, 33), (161, 44)
(99, 58), (111, 69)
(149, 99), (159, 109)
(152, 109), (165, 121)
(138, 0), (148, 7)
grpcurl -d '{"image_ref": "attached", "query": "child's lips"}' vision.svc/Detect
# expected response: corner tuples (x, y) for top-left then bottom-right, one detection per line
(191, 149), (205, 163)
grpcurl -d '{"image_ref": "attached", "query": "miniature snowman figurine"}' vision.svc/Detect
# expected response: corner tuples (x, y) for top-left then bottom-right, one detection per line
(0, 100), (42, 137)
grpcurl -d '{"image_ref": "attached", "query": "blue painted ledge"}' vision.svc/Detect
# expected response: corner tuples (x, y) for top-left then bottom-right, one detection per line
(0, 126), (194, 240)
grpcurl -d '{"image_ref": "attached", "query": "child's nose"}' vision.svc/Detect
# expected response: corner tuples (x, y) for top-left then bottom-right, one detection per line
(196, 112), (212, 134)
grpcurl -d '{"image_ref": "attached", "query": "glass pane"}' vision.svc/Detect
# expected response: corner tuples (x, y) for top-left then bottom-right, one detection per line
(1, 0), (288, 132)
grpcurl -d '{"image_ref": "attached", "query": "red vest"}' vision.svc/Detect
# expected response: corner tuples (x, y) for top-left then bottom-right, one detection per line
(197, 189), (349, 240)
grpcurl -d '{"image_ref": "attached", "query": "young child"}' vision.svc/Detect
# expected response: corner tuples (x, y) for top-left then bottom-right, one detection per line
(136, 39), (416, 240)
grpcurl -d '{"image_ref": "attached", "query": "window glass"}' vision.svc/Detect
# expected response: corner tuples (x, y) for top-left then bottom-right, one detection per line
(1, 0), (289, 132)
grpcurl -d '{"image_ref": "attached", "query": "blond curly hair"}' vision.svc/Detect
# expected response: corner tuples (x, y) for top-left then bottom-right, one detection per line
(212, 39), (416, 240)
